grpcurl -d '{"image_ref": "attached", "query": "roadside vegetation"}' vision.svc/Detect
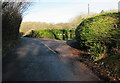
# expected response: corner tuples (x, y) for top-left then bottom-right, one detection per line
(75, 12), (120, 81)
(2, 0), (30, 55)
(25, 29), (75, 40)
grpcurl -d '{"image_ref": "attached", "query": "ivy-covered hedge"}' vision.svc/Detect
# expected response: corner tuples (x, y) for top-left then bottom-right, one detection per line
(75, 12), (120, 61)
(25, 29), (75, 40)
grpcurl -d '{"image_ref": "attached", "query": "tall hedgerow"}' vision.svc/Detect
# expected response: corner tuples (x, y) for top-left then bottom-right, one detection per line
(75, 12), (120, 61)
(2, 0), (30, 40)
(2, 0), (31, 54)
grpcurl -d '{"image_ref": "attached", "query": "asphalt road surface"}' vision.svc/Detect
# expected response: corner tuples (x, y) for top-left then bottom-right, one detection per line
(3, 37), (101, 81)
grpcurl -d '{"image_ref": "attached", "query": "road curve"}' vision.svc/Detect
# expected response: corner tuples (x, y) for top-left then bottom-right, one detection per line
(3, 37), (100, 81)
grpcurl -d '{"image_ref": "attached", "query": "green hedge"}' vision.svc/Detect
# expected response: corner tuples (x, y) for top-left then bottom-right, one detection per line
(25, 29), (75, 40)
(75, 12), (120, 61)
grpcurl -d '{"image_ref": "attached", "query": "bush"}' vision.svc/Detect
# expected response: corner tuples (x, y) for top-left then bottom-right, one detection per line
(25, 29), (75, 40)
(75, 12), (120, 61)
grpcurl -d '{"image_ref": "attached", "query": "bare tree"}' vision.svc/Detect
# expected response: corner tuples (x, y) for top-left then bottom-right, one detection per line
(2, 0), (31, 15)
(2, 0), (32, 40)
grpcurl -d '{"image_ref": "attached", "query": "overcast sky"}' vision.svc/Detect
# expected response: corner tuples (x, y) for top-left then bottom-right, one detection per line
(22, 0), (120, 23)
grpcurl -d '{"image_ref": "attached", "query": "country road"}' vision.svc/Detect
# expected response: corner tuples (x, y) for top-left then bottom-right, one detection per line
(3, 37), (101, 81)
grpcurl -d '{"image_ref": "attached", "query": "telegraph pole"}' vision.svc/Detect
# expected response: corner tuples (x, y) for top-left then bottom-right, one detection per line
(118, 1), (120, 12)
(88, 4), (90, 15)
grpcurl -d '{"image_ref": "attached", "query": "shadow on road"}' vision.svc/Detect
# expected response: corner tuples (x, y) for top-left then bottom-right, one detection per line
(66, 39), (88, 51)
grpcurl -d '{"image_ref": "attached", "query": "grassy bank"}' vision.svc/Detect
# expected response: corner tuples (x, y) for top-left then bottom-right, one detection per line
(75, 12), (120, 80)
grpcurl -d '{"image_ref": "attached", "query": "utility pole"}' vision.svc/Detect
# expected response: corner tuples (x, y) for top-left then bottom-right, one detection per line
(118, 1), (120, 12)
(88, 4), (90, 15)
